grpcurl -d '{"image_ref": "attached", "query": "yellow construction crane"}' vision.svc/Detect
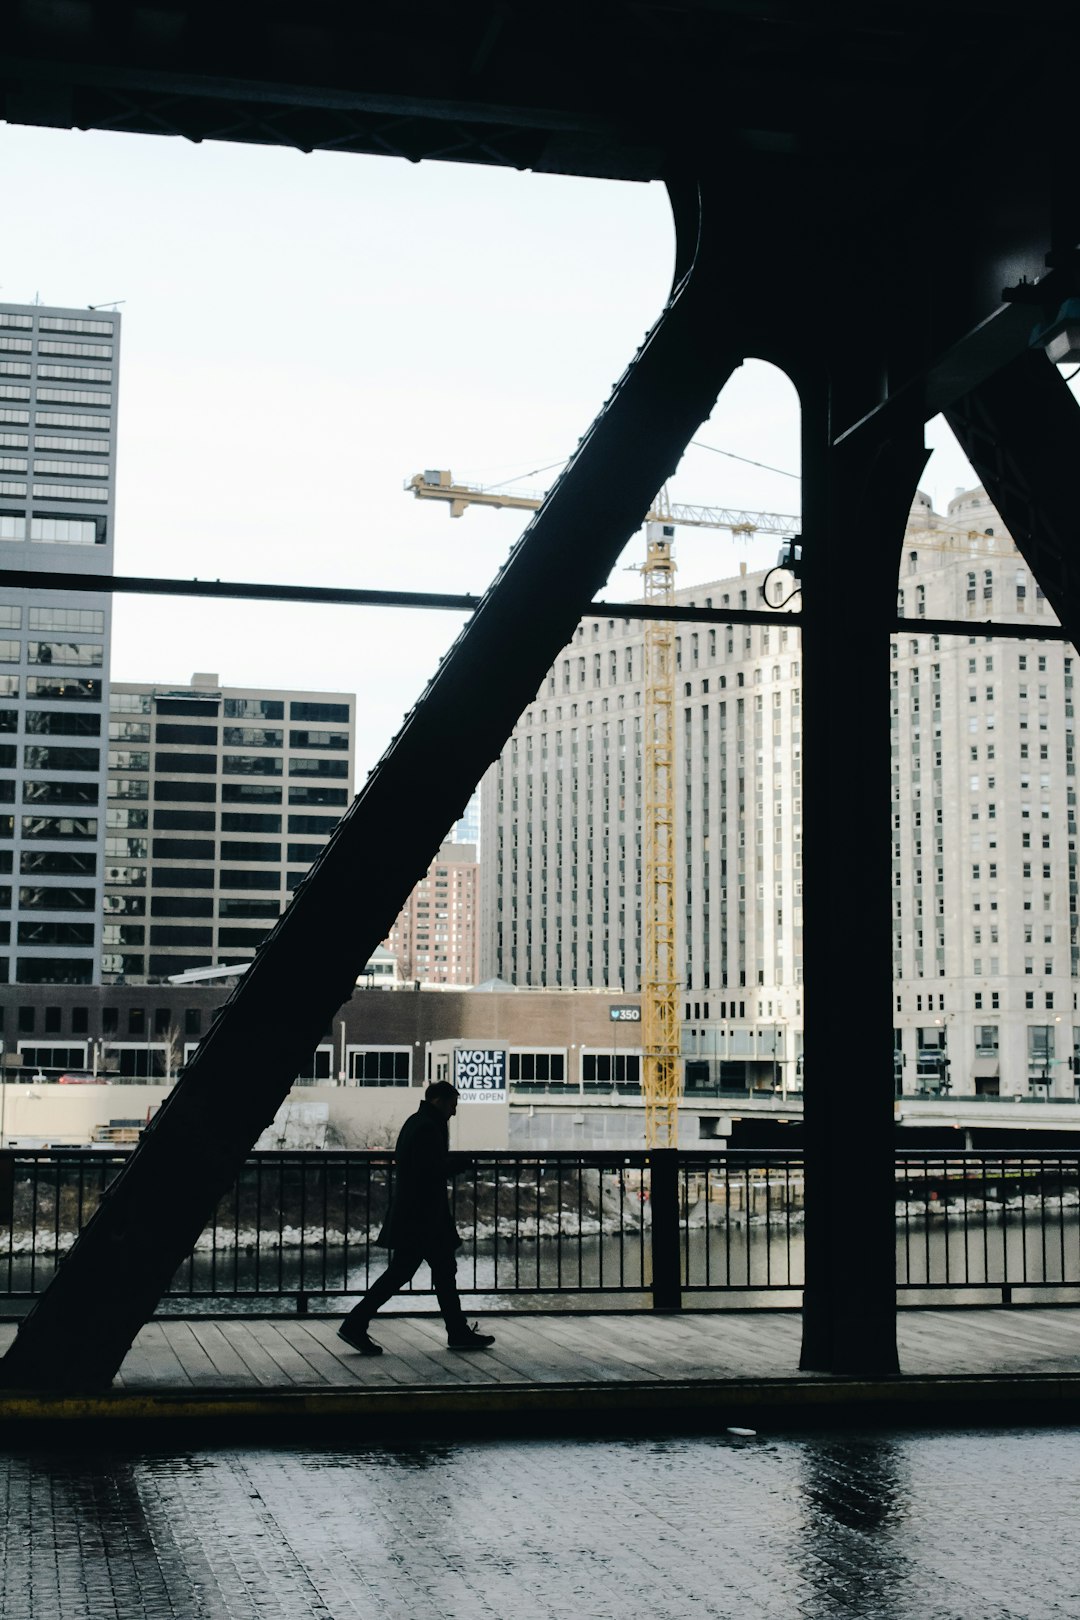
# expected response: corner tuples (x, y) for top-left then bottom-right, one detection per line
(406, 467), (799, 1147)
(407, 469), (799, 538)
(640, 520), (680, 1147)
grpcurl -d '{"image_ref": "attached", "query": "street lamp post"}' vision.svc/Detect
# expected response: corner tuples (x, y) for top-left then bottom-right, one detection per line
(932, 1015), (952, 1097)
(612, 1012), (618, 1095)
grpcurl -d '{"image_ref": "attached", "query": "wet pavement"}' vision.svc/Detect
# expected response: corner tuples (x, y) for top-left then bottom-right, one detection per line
(1, 1427), (1078, 1619)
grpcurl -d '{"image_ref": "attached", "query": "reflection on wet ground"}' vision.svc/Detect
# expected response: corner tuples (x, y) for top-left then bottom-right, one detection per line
(1, 1427), (1077, 1618)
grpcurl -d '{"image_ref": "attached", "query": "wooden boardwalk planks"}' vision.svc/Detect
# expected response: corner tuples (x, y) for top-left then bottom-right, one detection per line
(120, 1307), (1080, 1391)
(2, 1307), (1080, 1396)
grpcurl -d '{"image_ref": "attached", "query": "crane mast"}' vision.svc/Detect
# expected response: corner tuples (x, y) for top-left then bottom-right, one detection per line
(640, 523), (681, 1147)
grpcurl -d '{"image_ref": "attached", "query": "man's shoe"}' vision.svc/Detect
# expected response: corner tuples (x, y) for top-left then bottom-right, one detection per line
(448, 1321), (495, 1351)
(337, 1320), (383, 1355)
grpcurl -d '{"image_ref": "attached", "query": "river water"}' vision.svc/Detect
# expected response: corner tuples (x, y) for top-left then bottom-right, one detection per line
(3, 1211), (1077, 1315)
(166, 1208), (1080, 1313)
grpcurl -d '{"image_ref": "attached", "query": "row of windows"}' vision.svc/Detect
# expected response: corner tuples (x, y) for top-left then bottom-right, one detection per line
(0, 316), (112, 340)
(31, 458), (109, 479)
(35, 391), (111, 409)
(117, 723), (349, 751)
(107, 779), (348, 808)
(18, 817), (98, 839)
(135, 838), (327, 863)
(32, 483), (108, 503)
(13, 921), (94, 946)
(107, 693), (348, 725)
(23, 746), (100, 770)
(103, 750), (349, 778)
(34, 610), (103, 633)
(0, 641), (101, 666)
(10, 959), (92, 983)
(0, 412), (109, 434)
(38, 340), (113, 359)
(102, 866), (313, 892)
(0, 340), (110, 371)
(0, 517), (103, 545)
(6, 1003), (198, 1040)
(0, 683), (101, 709)
(35, 436), (110, 455)
(23, 778), (98, 804)
(134, 809), (336, 834)
(103, 895), (283, 920)
(134, 867), (293, 890)
(37, 412), (110, 432)
(23, 678), (101, 702)
(15, 884), (95, 908)
(36, 367), (112, 386)
(8, 712), (100, 736)
(38, 318), (116, 338)
(106, 923), (275, 949)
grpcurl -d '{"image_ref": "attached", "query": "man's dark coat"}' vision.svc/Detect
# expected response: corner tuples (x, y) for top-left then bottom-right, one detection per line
(376, 1099), (462, 1251)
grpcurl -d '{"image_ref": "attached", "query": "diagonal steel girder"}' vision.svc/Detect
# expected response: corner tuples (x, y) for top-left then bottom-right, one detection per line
(944, 348), (1080, 651)
(0, 185), (740, 1391)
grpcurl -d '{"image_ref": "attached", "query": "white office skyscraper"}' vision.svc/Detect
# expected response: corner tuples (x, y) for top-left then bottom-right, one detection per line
(0, 302), (119, 986)
(483, 488), (1080, 1101)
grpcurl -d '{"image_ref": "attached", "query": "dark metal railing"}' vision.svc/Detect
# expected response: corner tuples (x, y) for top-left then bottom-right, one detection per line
(895, 1149), (1080, 1302)
(0, 1147), (1076, 1314)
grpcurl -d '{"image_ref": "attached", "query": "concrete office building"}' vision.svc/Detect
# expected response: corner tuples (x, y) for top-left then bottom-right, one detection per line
(482, 487), (1080, 1101)
(385, 840), (480, 986)
(892, 486), (1076, 1100)
(104, 673), (355, 983)
(480, 554), (804, 1091)
(0, 301), (121, 987)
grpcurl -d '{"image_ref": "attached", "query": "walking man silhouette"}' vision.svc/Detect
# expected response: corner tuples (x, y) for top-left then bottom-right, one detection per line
(338, 1080), (495, 1354)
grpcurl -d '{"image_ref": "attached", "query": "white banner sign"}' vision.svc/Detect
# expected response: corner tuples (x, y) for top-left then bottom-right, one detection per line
(453, 1047), (507, 1103)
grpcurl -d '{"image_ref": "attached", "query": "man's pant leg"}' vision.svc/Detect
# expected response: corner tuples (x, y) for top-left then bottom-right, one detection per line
(425, 1244), (468, 1337)
(344, 1245), (423, 1328)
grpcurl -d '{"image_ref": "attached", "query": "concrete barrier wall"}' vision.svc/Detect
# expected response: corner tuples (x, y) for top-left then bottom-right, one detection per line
(0, 1081), (509, 1150)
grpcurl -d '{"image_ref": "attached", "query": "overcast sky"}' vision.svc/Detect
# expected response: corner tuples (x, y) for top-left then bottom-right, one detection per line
(1, 123), (1001, 784)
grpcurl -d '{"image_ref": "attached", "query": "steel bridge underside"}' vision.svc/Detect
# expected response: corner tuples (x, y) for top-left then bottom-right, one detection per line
(3, 1), (1080, 1385)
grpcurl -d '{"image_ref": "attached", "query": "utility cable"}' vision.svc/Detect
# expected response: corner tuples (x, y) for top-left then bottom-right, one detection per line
(480, 458), (569, 493)
(691, 441), (800, 479)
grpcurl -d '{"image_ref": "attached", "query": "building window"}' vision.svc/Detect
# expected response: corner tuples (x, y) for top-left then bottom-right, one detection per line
(291, 702), (349, 723)
(288, 730), (348, 751)
(223, 754), (282, 777)
(288, 757), (348, 779)
(154, 751), (216, 773)
(156, 724), (218, 746)
(349, 1049), (410, 1085)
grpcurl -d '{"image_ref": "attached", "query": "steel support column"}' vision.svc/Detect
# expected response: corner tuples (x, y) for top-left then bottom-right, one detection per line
(0, 185), (740, 1392)
(945, 348), (1080, 648)
(798, 394), (929, 1375)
